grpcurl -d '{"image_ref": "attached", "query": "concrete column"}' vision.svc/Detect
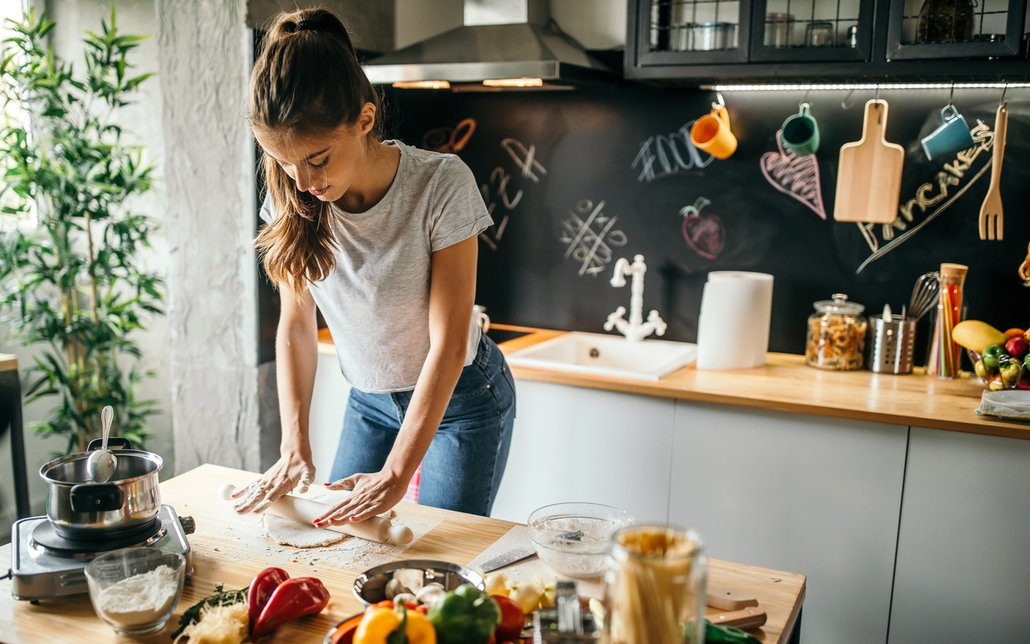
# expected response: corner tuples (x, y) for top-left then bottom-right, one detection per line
(157, 0), (262, 472)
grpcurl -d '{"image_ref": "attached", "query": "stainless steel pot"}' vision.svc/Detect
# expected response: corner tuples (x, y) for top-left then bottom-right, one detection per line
(39, 437), (163, 540)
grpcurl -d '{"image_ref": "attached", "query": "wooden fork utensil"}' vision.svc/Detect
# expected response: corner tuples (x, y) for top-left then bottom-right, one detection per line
(978, 103), (1007, 241)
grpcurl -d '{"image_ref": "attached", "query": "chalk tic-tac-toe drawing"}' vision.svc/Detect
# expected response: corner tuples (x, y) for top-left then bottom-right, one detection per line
(679, 197), (725, 260)
(759, 130), (826, 220)
(479, 137), (549, 251)
(421, 117), (476, 154)
(632, 120), (715, 183)
(559, 199), (628, 277)
(855, 120), (994, 274)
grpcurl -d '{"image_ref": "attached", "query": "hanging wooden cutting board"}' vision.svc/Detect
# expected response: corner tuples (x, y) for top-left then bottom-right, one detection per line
(833, 99), (904, 224)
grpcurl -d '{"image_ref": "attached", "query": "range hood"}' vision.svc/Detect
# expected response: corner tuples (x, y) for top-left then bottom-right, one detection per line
(363, 0), (614, 89)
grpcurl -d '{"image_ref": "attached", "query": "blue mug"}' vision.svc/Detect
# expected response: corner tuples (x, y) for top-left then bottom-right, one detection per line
(920, 105), (974, 161)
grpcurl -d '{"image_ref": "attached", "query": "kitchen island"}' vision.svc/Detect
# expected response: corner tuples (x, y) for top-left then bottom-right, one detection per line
(0, 464), (806, 643)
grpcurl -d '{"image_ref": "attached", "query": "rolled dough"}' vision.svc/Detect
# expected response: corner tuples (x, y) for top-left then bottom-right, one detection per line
(262, 514), (348, 548)
(260, 509), (399, 548)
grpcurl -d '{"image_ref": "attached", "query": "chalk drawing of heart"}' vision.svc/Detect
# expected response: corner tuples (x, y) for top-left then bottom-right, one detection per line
(759, 130), (827, 220)
(680, 197), (724, 260)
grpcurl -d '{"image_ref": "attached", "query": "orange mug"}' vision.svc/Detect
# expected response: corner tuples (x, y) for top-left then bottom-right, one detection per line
(690, 106), (737, 159)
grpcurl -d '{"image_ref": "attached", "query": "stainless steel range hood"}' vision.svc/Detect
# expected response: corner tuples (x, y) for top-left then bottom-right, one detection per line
(363, 0), (614, 89)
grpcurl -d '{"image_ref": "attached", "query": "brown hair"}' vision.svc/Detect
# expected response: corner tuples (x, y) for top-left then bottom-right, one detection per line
(250, 8), (382, 292)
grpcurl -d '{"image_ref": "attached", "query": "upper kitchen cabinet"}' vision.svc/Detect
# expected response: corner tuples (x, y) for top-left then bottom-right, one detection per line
(750, 0), (876, 62)
(630, 0), (753, 68)
(886, 0), (1027, 60)
(625, 0), (1030, 80)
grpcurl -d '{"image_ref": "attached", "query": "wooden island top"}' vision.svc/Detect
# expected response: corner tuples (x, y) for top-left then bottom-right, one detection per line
(318, 324), (1029, 440)
(0, 464), (806, 643)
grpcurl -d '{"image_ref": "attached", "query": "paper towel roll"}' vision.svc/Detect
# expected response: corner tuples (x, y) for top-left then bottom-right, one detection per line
(696, 271), (774, 369)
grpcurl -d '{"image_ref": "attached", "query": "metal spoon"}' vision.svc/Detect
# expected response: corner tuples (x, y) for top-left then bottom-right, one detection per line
(86, 406), (117, 483)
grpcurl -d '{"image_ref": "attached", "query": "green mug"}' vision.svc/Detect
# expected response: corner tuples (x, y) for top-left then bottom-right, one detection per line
(781, 103), (820, 156)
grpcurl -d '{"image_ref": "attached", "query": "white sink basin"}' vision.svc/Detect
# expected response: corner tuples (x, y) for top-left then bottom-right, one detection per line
(506, 332), (697, 381)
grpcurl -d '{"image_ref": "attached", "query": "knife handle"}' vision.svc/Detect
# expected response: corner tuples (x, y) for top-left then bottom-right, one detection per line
(708, 606), (767, 630)
(706, 586), (759, 611)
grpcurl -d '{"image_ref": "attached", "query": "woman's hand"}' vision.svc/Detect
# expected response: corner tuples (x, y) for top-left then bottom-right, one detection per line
(231, 448), (316, 514)
(314, 471), (408, 525)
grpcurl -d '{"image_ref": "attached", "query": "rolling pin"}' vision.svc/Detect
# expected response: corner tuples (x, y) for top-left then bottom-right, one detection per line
(219, 483), (413, 545)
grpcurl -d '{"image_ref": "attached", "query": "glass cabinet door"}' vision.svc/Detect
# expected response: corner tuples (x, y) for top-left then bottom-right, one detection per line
(634, 0), (753, 66)
(886, 0), (1027, 59)
(750, 0), (876, 61)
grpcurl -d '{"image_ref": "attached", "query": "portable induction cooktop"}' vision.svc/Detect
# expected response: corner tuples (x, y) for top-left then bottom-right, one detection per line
(8, 504), (195, 601)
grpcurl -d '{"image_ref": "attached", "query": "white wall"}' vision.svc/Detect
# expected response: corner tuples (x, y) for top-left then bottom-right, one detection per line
(0, 0), (173, 539)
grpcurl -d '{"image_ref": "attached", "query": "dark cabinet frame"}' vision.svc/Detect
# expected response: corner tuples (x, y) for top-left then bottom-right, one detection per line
(749, 0), (877, 62)
(630, 0), (753, 68)
(885, 0), (1027, 60)
(625, 0), (1030, 81)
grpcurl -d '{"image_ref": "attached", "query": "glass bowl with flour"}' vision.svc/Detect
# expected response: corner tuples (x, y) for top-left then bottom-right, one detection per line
(528, 502), (635, 579)
(85, 547), (186, 636)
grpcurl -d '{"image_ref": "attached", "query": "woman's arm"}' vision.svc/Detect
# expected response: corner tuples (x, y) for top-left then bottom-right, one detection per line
(233, 284), (320, 513)
(316, 235), (478, 524)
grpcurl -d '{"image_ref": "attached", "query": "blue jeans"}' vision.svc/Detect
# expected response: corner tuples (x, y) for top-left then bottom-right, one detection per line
(329, 334), (516, 517)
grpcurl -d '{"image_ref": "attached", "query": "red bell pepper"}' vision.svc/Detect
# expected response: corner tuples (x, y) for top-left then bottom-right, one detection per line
(252, 577), (331, 639)
(248, 567), (290, 628)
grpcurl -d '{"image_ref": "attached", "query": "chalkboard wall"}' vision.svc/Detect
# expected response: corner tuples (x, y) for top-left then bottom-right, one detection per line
(382, 85), (1030, 357)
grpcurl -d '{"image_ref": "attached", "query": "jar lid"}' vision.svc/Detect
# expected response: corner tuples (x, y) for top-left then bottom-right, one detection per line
(813, 293), (865, 315)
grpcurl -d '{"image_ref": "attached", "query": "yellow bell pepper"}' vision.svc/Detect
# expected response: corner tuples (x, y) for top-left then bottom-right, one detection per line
(354, 606), (437, 644)
(405, 611), (436, 644)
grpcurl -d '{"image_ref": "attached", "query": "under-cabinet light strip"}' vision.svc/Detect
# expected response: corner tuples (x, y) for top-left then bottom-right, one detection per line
(703, 83), (1030, 92)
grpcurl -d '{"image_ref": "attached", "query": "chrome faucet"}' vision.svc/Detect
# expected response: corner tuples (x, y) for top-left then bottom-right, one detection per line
(604, 254), (667, 342)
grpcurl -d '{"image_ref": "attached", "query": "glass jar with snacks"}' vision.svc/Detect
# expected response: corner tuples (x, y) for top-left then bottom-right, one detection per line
(805, 293), (868, 370)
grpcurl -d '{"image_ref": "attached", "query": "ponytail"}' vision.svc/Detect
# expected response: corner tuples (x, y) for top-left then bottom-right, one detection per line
(250, 8), (382, 292)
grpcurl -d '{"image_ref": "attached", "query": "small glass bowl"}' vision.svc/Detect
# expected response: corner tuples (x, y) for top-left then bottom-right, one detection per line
(84, 547), (186, 636)
(968, 349), (1028, 390)
(528, 502), (635, 579)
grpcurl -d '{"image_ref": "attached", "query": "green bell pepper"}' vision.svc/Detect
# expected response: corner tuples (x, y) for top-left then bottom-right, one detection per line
(427, 584), (500, 644)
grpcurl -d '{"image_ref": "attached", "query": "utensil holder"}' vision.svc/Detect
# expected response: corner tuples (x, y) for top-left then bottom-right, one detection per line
(868, 316), (915, 374)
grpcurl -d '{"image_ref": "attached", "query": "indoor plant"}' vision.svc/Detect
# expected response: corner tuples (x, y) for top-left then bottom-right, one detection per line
(0, 7), (162, 453)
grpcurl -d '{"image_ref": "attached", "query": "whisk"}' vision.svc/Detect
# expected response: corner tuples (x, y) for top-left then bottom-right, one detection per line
(907, 271), (940, 322)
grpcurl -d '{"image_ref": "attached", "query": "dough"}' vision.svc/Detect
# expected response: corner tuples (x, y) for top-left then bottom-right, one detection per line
(260, 509), (402, 548)
(262, 514), (348, 548)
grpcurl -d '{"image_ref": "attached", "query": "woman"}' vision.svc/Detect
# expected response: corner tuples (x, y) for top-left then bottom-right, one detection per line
(232, 8), (515, 525)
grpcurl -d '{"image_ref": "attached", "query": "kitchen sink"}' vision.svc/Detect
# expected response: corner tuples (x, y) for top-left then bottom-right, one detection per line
(506, 332), (697, 381)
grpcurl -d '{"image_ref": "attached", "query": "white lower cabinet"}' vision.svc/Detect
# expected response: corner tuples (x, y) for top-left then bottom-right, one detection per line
(308, 353), (351, 480)
(669, 401), (908, 644)
(888, 428), (1030, 644)
(491, 380), (675, 525)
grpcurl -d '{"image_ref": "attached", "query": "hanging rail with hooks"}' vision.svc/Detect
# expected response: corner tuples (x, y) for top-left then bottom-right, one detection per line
(701, 82), (1030, 92)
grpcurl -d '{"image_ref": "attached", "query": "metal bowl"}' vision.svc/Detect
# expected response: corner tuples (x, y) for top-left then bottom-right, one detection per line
(323, 612), (363, 644)
(352, 559), (484, 606)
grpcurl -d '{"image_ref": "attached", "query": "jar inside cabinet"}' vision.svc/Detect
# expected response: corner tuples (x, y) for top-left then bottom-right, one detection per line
(805, 293), (868, 370)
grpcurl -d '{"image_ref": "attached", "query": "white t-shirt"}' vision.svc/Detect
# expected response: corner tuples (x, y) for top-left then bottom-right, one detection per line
(259, 140), (493, 392)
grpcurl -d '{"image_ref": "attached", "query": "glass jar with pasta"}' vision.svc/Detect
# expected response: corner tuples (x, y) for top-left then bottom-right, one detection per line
(602, 525), (706, 644)
(805, 293), (868, 370)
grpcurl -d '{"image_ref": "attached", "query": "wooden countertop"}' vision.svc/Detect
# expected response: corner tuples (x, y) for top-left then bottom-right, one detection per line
(0, 464), (806, 643)
(318, 325), (1030, 440)
(0, 354), (16, 373)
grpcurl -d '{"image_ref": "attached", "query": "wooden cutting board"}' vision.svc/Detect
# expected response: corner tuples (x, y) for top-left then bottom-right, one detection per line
(833, 99), (904, 224)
